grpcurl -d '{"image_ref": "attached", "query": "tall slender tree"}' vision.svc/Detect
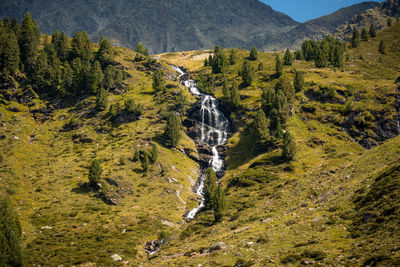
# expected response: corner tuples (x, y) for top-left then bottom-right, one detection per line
(239, 60), (255, 87)
(164, 112), (182, 147)
(249, 46), (258, 60)
(283, 49), (293, 66)
(275, 55), (283, 77)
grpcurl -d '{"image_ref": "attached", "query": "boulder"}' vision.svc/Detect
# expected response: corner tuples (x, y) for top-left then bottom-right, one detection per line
(209, 242), (227, 251)
(110, 254), (122, 262)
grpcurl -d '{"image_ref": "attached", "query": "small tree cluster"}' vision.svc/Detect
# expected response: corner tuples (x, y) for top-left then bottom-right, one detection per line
(125, 98), (143, 116)
(203, 168), (225, 222)
(301, 35), (344, 68)
(211, 45), (229, 74)
(133, 144), (158, 171)
(293, 71), (305, 92)
(164, 112), (182, 147)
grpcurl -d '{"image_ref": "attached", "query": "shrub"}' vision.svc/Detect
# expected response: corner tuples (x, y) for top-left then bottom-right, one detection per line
(88, 159), (102, 186)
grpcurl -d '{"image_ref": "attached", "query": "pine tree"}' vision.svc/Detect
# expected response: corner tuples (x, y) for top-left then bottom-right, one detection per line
(88, 159), (103, 186)
(20, 12), (40, 73)
(71, 31), (92, 61)
(96, 87), (108, 111)
(212, 184), (225, 222)
(229, 49), (237, 65)
(261, 87), (275, 117)
(203, 168), (217, 210)
(282, 131), (296, 161)
(141, 151), (150, 172)
(204, 57), (208, 67)
(97, 36), (114, 67)
(276, 76), (295, 102)
(239, 60), (255, 87)
(351, 27), (360, 48)
(387, 18), (392, 27)
(52, 31), (69, 61)
(271, 90), (289, 127)
(152, 69), (165, 93)
(150, 143), (158, 162)
(249, 46), (258, 60)
(230, 80), (240, 108)
(275, 121), (283, 139)
(208, 55), (213, 67)
(10, 18), (21, 39)
(379, 40), (386, 54)
(361, 28), (369, 41)
(293, 71), (304, 92)
(369, 25), (376, 38)
(333, 44), (344, 68)
(164, 112), (182, 147)
(0, 198), (23, 267)
(0, 31), (20, 76)
(135, 42), (147, 55)
(315, 48), (327, 68)
(283, 49), (293, 66)
(295, 50), (304, 60)
(275, 55), (283, 77)
(90, 61), (104, 94)
(258, 62), (264, 71)
(133, 149), (140, 162)
(222, 74), (229, 100)
(212, 46), (228, 74)
(103, 65), (116, 90)
(252, 109), (270, 141)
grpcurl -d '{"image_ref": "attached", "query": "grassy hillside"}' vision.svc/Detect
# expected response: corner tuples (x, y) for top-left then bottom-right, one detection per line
(152, 22), (400, 266)
(1, 19), (399, 267)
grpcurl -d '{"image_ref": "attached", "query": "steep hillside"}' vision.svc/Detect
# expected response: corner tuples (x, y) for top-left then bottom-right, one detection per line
(153, 22), (400, 266)
(0, 0), (298, 53)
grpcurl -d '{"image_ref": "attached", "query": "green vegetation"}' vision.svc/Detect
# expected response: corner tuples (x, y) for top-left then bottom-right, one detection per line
(164, 112), (182, 147)
(88, 159), (103, 186)
(249, 46), (258, 61)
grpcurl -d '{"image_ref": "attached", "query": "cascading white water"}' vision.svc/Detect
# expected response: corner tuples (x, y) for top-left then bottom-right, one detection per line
(172, 65), (229, 220)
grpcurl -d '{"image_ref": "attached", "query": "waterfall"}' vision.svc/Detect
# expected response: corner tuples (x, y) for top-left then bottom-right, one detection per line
(171, 66), (229, 220)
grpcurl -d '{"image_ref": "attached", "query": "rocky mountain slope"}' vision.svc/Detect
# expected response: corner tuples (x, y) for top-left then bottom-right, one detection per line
(0, 0), (390, 53)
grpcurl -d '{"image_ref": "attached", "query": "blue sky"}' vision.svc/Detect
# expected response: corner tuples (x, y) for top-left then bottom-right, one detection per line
(261, 0), (386, 22)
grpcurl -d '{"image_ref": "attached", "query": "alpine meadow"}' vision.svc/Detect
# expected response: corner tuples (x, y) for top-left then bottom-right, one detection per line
(1, 0), (400, 266)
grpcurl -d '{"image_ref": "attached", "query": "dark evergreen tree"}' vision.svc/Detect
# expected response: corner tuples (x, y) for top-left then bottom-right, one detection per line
(249, 46), (258, 60)
(351, 27), (360, 48)
(282, 131), (296, 161)
(90, 61), (104, 94)
(135, 42), (148, 55)
(379, 40), (386, 54)
(96, 36), (114, 67)
(271, 89), (289, 126)
(229, 49), (237, 65)
(252, 109), (270, 142)
(258, 62), (264, 71)
(71, 31), (92, 61)
(52, 31), (69, 61)
(0, 31), (20, 76)
(230, 80), (240, 108)
(283, 49), (293, 66)
(301, 40), (317, 61)
(387, 18), (392, 27)
(361, 28), (369, 41)
(96, 87), (108, 111)
(315, 48), (327, 68)
(175, 89), (189, 114)
(275, 54), (283, 77)
(212, 46), (228, 74)
(20, 12), (40, 73)
(10, 18), (21, 39)
(293, 71), (304, 92)
(239, 60), (255, 87)
(333, 44), (344, 68)
(295, 50), (304, 60)
(369, 25), (376, 38)
(204, 57), (208, 67)
(212, 184), (225, 222)
(133, 149), (140, 162)
(208, 54), (214, 67)
(31, 51), (53, 93)
(276, 76), (294, 102)
(141, 151), (150, 172)
(164, 112), (182, 147)
(88, 159), (103, 186)
(108, 102), (121, 120)
(261, 87), (275, 117)
(152, 69), (165, 93)
(203, 168), (217, 210)
(0, 198), (23, 267)
(150, 143), (158, 162)
(222, 74), (229, 100)
(103, 65), (116, 90)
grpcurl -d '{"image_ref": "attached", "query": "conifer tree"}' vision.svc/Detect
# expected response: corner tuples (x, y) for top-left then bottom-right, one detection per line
(141, 152), (150, 172)
(20, 12), (40, 73)
(252, 109), (270, 141)
(271, 90), (289, 126)
(333, 44), (344, 68)
(351, 27), (360, 48)
(0, 198), (23, 267)
(103, 65), (116, 90)
(379, 40), (386, 54)
(361, 28), (369, 41)
(203, 168), (217, 210)
(369, 25), (376, 38)
(90, 61), (104, 94)
(283, 49), (293, 66)
(71, 31), (92, 61)
(52, 31), (69, 61)
(275, 54), (283, 77)
(10, 18), (21, 39)
(96, 87), (108, 111)
(249, 46), (258, 60)
(135, 42), (147, 55)
(222, 74), (229, 100)
(276, 76), (294, 102)
(208, 54), (213, 67)
(97, 36), (114, 67)
(212, 46), (228, 74)
(239, 60), (255, 87)
(282, 131), (296, 161)
(164, 112), (182, 147)
(293, 71), (304, 92)
(0, 31), (20, 76)
(88, 159), (103, 186)
(315, 48), (327, 68)
(152, 69), (165, 93)
(212, 184), (225, 222)
(261, 87), (275, 117)
(150, 143), (158, 162)
(258, 62), (264, 71)
(275, 121), (283, 139)
(204, 57), (208, 67)
(387, 18), (392, 27)
(230, 80), (240, 108)
(133, 149), (140, 162)
(295, 50), (304, 60)
(229, 49), (237, 65)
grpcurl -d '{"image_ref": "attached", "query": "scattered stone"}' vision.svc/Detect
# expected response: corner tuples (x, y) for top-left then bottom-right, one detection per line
(161, 220), (174, 227)
(41, 225), (52, 230)
(262, 218), (273, 223)
(312, 217), (323, 223)
(209, 242), (227, 251)
(145, 239), (164, 254)
(167, 177), (177, 183)
(13, 136), (19, 140)
(234, 227), (251, 234)
(111, 254), (122, 262)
